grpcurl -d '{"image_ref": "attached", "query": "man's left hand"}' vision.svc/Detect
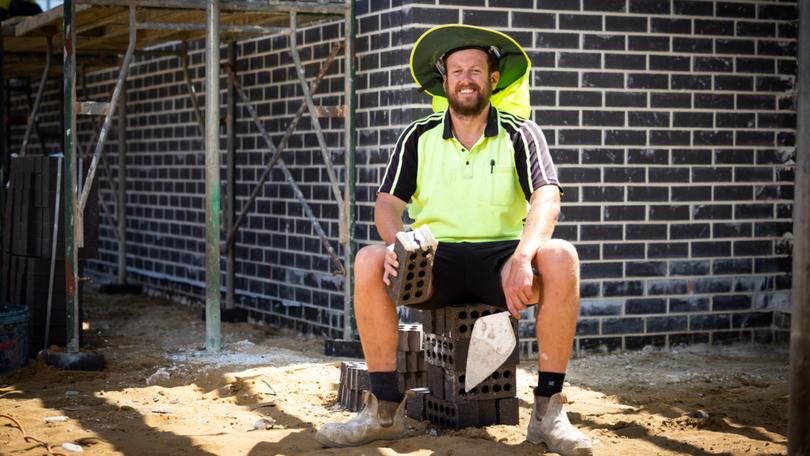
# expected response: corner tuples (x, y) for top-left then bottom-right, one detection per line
(502, 256), (535, 319)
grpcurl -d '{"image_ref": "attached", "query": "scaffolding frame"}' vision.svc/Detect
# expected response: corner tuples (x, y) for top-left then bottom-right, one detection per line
(0, 0), (358, 352)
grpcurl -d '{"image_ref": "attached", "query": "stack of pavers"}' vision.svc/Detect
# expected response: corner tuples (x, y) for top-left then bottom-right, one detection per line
(407, 305), (520, 429)
(338, 324), (428, 412)
(1, 156), (98, 357)
(396, 323), (426, 393)
(337, 361), (369, 412)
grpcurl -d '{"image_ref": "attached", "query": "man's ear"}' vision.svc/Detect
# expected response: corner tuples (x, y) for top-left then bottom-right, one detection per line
(490, 70), (500, 90)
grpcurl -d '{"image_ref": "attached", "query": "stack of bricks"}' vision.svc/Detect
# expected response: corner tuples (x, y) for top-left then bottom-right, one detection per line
(1, 156), (98, 357)
(408, 305), (520, 429)
(396, 323), (426, 393)
(338, 324), (428, 412)
(337, 361), (370, 412)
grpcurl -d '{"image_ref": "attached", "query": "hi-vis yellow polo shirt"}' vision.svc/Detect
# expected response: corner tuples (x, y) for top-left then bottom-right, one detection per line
(378, 107), (561, 243)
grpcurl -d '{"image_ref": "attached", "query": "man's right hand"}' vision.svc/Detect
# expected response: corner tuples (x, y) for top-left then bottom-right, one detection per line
(382, 243), (399, 286)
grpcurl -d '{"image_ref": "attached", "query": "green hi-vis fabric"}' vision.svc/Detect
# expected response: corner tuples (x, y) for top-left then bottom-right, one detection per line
(409, 24), (532, 119)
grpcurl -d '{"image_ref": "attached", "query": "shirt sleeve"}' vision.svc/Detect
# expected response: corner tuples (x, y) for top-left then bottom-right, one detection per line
(512, 120), (561, 200)
(377, 121), (420, 203)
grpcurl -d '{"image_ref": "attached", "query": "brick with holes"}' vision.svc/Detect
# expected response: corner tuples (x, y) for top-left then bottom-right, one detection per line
(386, 226), (438, 306)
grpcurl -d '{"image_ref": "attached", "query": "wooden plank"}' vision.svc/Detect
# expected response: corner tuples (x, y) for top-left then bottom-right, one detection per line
(77, 0), (347, 15)
(13, 5), (92, 37)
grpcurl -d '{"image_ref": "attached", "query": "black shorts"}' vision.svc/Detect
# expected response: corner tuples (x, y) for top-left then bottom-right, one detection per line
(406, 240), (519, 310)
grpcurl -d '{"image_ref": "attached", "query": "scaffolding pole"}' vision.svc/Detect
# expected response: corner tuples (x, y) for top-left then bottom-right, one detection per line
(342, 1), (356, 340)
(0, 30), (5, 299)
(789, 0), (810, 453)
(225, 41), (236, 310)
(204, 0), (222, 352)
(63, 0), (79, 352)
(117, 85), (127, 285)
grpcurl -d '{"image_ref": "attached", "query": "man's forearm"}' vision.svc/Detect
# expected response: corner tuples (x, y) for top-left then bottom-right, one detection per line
(515, 186), (561, 260)
(374, 194), (407, 245)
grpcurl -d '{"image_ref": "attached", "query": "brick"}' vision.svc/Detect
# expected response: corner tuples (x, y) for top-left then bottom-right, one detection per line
(512, 12), (555, 28)
(605, 205), (646, 221)
(443, 365), (517, 402)
(626, 260), (668, 276)
(628, 112), (669, 127)
(496, 397), (519, 425)
(583, 34), (625, 50)
(387, 229), (437, 306)
(606, 92), (647, 107)
(406, 387), (430, 421)
(582, 72), (624, 89)
(695, 19), (734, 36)
(536, 32), (579, 49)
(650, 55), (690, 72)
(736, 21), (775, 37)
(604, 53), (646, 70)
(605, 15), (647, 32)
(674, 0), (713, 15)
(651, 18), (691, 34)
(628, 35), (670, 52)
(424, 395), (479, 429)
(558, 52), (602, 69)
(559, 14), (603, 30)
(627, 73), (668, 89)
(463, 10), (508, 27)
(582, 110), (624, 126)
(629, 0), (669, 14)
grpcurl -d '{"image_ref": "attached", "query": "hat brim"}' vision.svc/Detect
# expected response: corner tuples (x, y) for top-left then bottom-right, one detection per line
(410, 24), (529, 99)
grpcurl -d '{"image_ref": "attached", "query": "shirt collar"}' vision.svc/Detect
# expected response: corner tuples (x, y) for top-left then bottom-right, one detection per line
(442, 105), (500, 140)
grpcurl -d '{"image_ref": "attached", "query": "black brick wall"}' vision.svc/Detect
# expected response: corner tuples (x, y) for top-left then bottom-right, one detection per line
(5, 0), (797, 355)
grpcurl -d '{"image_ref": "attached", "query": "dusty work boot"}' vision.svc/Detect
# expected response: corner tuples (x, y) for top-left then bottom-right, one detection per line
(527, 392), (593, 456)
(315, 391), (410, 447)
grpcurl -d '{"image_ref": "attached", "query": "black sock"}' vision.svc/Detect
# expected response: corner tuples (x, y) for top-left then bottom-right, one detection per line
(534, 371), (565, 397)
(369, 371), (403, 403)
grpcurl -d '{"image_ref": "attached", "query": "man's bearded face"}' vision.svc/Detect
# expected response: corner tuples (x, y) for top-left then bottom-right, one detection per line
(442, 48), (499, 117)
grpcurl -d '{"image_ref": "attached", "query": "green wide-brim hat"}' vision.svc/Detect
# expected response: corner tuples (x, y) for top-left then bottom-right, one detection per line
(410, 24), (530, 99)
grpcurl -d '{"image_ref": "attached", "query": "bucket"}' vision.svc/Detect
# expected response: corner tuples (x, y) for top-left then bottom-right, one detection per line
(0, 304), (29, 373)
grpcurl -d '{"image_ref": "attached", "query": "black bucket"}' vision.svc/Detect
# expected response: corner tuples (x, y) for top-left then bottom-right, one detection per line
(0, 304), (29, 373)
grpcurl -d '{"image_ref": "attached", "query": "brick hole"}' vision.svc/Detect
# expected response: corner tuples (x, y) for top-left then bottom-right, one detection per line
(459, 311), (467, 319)
(416, 280), (424, 287)
(448, 356), (453, 364)
(451, 408), (456, 417)
(418, 270), (426, 277)
(458, 388), (465, 396)
(449, 342), (454, 349)
(459, 374), (465, 383)
(407, 263), (415, 270)
(504, 384), (512, 392)
(403, 293), (411, 300)
(419, 260), (427, 267)
(459, 324), (468, 333)
(471, 311), (479, 319)
(409, 252), (417, 261)
(441, 354), (447, 362)
(482, 310), (491, 317)
(405, 283), (412, 291)
(491, 371), (500, 380)
(493, 385), (502, 393)
(406, 272), (414, 280)
(503, 370), (511, 379)
(415, 291), (423, 298)
(471, 387), (478, 393)
(482, 385), (490, 394)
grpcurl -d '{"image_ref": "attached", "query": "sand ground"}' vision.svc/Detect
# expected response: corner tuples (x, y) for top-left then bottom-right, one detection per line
(1, 291), (789, 455)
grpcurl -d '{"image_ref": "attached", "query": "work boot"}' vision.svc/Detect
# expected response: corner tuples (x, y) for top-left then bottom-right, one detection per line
(316, 391), (409, 447)
(527, 392), (593, 456)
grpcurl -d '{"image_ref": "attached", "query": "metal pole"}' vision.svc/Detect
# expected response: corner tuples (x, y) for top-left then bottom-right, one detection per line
(0, 30), (6, 300)
(117, 84), (127, 285)
(77, 3), (136, 219)
(204, 0), (222, 352)
(20, 36), (51, 156)
(789, 0), (810, 453)
(225, 41), (236, 310)
(180, 41), (205, 138)
(289, 12), (343, 206)
(342, 1), (357, 340)
(63, 0), (79, 353)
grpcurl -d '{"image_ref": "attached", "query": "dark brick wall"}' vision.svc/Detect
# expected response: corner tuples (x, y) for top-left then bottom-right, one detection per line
(5, 0), (798, 354)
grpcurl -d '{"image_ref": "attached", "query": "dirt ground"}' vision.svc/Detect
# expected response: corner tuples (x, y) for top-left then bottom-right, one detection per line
(1, 290), (789, 455)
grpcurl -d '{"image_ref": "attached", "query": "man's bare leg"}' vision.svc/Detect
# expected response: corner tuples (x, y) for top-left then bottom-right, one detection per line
(354, 244), (399, 372)
(533, 239), (580, 373)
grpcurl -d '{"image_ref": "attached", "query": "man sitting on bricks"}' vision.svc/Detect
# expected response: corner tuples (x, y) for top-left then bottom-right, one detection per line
(316, 24), (592, 456)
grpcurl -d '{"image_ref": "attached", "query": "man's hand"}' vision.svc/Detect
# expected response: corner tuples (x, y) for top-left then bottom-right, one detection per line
(382, 243), (399, 286)
(502, 256), (535, 319)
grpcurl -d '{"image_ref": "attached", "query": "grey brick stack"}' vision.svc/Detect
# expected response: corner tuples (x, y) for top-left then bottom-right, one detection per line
(408, 305), (519, 429)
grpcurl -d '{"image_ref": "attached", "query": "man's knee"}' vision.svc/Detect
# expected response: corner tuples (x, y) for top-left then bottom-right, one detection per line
(538, 239), (579, 278)
(354, 244), (386, 282)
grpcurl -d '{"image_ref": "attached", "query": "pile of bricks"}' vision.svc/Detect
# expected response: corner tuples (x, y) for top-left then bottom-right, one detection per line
(1, 156), (98, 356)
(337, 361), (370, 412)
(408, 305), (520, 429)
(338, 324), (428, 412)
